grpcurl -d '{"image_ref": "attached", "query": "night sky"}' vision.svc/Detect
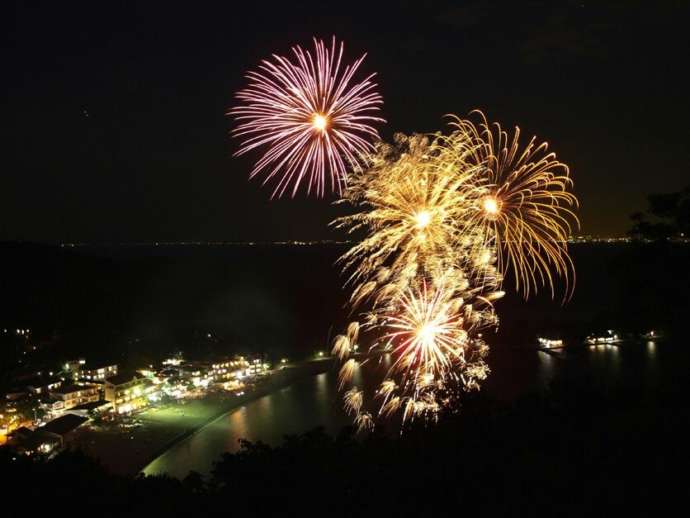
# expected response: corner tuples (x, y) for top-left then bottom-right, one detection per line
(3, 1), (689, 242)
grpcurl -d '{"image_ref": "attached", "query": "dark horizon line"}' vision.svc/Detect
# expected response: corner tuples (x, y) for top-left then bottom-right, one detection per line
(0, 235), (644, 248)
(0, 239), (355, 248)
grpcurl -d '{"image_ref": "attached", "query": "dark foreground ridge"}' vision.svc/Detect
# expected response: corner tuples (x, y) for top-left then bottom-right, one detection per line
(5, 379), (687, 518)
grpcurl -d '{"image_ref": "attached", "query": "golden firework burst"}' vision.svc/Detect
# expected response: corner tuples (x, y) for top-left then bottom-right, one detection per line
(442, 111), (580, 299)
(331, 111), (577, 430)
(333, 134), (485, 311)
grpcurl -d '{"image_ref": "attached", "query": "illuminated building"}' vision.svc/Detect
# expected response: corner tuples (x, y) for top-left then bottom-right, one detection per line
(80, 363), (118, 381)
(178, 362), (214, 388)
(1, 395), (38, 434)
(7, 426), (60, 455)
(63, 359), (86, 378)
(40, 395), (65, 417)
(221, 379), (245, 392)
(162, 355), (184, 367)
(49, 383), (100, 411)
(66, 399), (112, 417)
(104, 372), (155, 414)
(211, 357), (251, 383)
(247, 358), (270, 377)
(26, 376), (63, 395)
(10, 415), (88, 456)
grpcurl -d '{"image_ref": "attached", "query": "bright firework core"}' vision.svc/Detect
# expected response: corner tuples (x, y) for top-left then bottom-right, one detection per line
(414, 210), (432, 229)
(417, 323), (439, 345)
(312, 113), (328, 132)
(482, 196), (500, 216)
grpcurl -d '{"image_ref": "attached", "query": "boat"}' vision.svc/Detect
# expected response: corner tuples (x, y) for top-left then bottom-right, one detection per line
(586, 330), (622, 346)
(537, 337), (564, 349)
(642, 330), (663, 341)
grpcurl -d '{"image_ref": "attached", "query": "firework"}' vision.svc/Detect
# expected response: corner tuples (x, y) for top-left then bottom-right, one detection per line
(335, 275), (496, 426)
(330, 114), (577, 430)
(442, 111), (579, 299)
(343, 387), (363, 415)
(226, 30), (578, 428)
(354, 412), (374, 432)
(331, 132), (501, 427)
(338, 358), (359, 390)
(379, 281), (492, 421)
(230, 37), (384, 198)
(384, 283), (469, 379)
(333, 133), (491, 311)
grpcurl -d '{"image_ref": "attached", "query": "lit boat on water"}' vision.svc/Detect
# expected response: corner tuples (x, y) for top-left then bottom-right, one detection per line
(642, 330), (663, 341)
(586, 330), (622, 346)
(537, 337), (564, 349)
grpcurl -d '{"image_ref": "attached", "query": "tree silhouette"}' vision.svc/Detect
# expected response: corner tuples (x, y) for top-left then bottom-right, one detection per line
(629, 185), (690, 239)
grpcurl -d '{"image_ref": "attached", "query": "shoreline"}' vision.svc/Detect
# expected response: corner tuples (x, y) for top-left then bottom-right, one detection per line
(70, 358), (335, 477)
(139, 358), (336, 475)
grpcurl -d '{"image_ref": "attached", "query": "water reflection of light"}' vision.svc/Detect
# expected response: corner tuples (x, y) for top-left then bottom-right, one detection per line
(608, 342), (621, 377)
(227, 407), (249, 448)
(536, 351), (556, 387)
(350, 361), (364, 386)
(646, 341), (656, 357)
(257, 392), (274, 418)
(315, 372), (328, 402)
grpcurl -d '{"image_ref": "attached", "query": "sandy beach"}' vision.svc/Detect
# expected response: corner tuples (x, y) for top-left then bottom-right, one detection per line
(69, 358), (335, 476)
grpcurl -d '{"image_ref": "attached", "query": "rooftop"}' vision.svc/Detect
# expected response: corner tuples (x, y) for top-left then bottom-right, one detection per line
(105, 372), (144, 385)
(20, 431), (63, 450)
(39, 395), (63, 404)
(9, 426), (33, 439)
(69, 400), (110, 411)
(42, 414), (88, 436)
(83, 363), (118, 371)
(24, 376), (62, 388)
(52, 383), (99, 395)
(181, 361), (212, 370)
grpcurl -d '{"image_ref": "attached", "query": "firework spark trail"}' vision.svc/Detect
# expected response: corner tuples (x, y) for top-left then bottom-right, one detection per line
(334, 275), (498, 427)
(330, 132), (505, 429)
(380, 281), (493, 395)
(229, 37), (384, 198)
(442, 111), (580, 299)
(331, 113), (577, 431)
(384, 283), (468, 379)
(332, 133), (489, 311)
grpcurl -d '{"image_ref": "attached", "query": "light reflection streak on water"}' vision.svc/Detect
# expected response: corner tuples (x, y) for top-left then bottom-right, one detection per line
(350, 360), (364, 387)
(536, 351), (556, 388)
(228, 407), (249, 449)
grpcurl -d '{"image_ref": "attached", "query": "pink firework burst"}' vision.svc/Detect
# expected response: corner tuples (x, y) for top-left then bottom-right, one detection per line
(229, 37), (385, 198)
